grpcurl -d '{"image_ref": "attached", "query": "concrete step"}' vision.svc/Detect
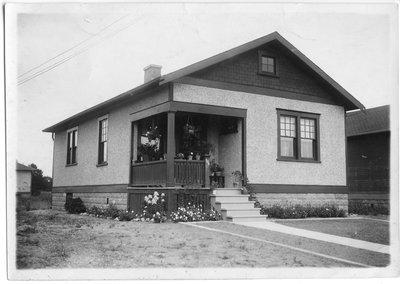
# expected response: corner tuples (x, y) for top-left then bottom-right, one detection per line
(226, 215), (267, 222)
(214, 201), (256, 210)
(210, 194), (250, 203)
(213, 188), (242, 195)
(221, 208), (261, 218)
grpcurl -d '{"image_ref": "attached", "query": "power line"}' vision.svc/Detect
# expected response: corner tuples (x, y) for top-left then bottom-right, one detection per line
(17, 15), (144, 86)
(18, 14), (129, 79)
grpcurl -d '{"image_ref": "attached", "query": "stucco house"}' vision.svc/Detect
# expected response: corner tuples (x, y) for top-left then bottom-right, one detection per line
(346, 105), (390, 210)
(16, 162), (34, 195)
(44, 32), (364, 219)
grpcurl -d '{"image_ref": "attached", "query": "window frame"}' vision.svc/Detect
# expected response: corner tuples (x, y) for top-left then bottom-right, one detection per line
(97, 115), (109, 166)
(276, 109), (321, 163)
(258, 50), (279, 77)
(66, 127), (78, 166)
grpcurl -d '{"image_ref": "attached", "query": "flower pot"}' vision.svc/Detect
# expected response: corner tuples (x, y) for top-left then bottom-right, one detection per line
(195, 155), (201, 160)
(188, 155), (193, 160)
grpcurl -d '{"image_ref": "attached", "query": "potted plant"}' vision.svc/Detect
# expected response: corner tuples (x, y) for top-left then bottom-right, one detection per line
(195, 152), (201, 160)
(187, 152), (193, 160)
(210, 160), (224, 176)
(175, 153), (185, 160)
(138, 143), (157, 162)
(232, 170), (243, 188)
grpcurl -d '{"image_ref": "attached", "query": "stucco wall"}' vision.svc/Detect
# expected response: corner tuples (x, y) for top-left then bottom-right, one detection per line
(219, 119), (242, 187)
(17, 171), (31, 193)
(53, 88), (169, 187)
(174, 83), (346, 186)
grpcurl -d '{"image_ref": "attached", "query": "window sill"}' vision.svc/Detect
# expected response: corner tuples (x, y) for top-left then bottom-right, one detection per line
(257, 71), (279, 78)
(276, 158), (321, 164)
(96, 162), (108, 167)
(66, 163), (78, 167)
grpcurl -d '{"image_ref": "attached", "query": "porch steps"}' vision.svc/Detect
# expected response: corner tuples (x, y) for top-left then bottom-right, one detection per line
(210, 188), (266, 222)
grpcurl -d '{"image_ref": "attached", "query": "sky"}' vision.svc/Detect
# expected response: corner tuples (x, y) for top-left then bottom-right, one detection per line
(5, 2), (398, 176)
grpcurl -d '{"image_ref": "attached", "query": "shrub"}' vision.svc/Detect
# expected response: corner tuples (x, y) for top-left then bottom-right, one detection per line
(86, 204), (136, 221)
(102, 203), (120, 219)
(118, 210), (136, 221)
(349, 203), (389, 216)
(260, 204), (346, 219)
(64, 197), (86, 214)
(170, 203), (222, 222)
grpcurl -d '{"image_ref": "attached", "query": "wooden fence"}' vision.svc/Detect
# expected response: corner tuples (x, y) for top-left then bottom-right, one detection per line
(348, 166), (389, 193)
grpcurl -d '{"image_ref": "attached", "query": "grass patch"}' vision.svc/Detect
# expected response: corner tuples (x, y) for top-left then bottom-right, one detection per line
(275, 218), (390, 245)
(197, 222), (389, 267)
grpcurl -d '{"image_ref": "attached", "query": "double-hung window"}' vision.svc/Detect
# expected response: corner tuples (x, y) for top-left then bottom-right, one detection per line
(66, 128), (78, 165)
(98, 117), (108, 165)
(277, 109), (320, 162)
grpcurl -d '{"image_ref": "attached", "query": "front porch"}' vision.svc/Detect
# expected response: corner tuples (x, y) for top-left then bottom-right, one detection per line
(128, 101), (247, 212)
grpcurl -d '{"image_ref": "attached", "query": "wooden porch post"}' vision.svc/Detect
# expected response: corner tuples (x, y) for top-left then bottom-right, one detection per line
(242, 117), (247, 186)
(166, 111), (176, 187)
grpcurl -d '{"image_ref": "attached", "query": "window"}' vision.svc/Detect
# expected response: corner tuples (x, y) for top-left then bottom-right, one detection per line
(66, 128), (78, 165)
(98, 117), (108, 165)
(277, 110), (320, 162)
(259, 51), (278, 76)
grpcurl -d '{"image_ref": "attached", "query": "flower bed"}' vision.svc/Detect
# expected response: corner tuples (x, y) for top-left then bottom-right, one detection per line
(170, 203), (222, 222)
(78, 191), (221, 223)
(260, 204), (346, 219)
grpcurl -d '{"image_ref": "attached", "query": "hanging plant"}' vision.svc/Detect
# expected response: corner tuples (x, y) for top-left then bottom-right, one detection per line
(145, 119), (161, 141)
(183, 115), (195, 135)
(146, 125), (161, 141)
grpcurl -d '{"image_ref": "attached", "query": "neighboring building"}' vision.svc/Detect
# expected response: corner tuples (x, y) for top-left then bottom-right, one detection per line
(346, 105), (390, 209)
(16, 162), (34, 195)
(44, 32), (364, 218)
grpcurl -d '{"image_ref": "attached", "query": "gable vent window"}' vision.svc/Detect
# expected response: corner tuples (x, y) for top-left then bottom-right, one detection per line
(261, 56), (275, 73)
(259, 51), (278, 77)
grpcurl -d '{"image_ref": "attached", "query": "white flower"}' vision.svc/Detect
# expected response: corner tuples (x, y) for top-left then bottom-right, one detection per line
(154, 191), (159, 196)
(161, 193), (165, 197)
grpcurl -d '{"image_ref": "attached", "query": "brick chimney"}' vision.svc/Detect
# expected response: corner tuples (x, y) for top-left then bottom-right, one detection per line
(144, 64), (162, 83)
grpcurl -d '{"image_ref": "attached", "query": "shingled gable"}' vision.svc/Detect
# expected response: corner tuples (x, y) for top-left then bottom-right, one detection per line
(43, 31), (364, 133)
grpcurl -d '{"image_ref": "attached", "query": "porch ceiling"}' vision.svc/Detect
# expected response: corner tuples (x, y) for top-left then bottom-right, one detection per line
(130, 101), (247, 121)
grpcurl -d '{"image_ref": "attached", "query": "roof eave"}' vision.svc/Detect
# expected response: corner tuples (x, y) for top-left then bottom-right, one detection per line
(42, 78), (161, 133)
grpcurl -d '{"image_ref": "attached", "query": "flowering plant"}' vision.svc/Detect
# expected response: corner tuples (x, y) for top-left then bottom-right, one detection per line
(141, 191), (167, 223)
(170, 203), (222, 223)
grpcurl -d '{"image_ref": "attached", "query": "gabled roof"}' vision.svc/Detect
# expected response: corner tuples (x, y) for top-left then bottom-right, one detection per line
(346, 105), (390, 137)
(43, 31), (364, 133)
(16, 162), (35, 171)
(161, 32), (364, 112)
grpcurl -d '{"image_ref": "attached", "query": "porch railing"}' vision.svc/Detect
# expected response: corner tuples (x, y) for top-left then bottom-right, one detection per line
(131, 160), (167, 186)
(174, 160), (205, 186)
(130, 159), (206, 187)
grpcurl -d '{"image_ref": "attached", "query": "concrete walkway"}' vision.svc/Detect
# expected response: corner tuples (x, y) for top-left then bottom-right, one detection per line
(234, 221), (390, 254)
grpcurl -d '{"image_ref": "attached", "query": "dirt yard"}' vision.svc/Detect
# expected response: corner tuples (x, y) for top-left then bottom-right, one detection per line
(14, 209), (380, 269)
